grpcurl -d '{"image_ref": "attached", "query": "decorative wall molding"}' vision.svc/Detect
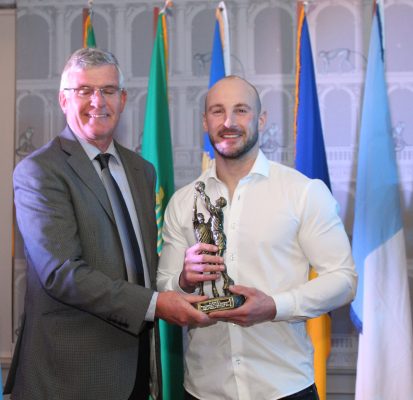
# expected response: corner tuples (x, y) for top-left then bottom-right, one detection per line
(3, 1), (413, 397)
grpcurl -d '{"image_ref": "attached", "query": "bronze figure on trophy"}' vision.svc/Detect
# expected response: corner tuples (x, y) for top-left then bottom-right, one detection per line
(192, 181), (245, 313)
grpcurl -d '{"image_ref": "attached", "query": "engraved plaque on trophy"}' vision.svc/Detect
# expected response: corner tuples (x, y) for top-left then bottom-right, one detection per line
(192, 181), (245, 313)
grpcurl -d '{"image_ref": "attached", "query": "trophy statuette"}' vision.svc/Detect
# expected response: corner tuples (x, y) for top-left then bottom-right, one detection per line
(192, 181), (245, 313)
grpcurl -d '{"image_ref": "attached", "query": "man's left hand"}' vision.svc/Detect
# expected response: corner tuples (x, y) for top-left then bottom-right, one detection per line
(208, 285), (277, 327)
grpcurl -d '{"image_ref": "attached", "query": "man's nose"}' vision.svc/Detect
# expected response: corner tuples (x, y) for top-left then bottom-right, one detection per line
(224, 113), (234, 128)
(90, 89), (106, 105)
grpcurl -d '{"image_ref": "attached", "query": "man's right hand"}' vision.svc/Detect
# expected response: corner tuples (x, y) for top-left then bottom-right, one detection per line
(179, 243), (225, 293)
(155, 291), (214, 327)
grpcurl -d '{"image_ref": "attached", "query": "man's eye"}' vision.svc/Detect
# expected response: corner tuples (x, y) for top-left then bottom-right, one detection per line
(235, 108), (248, 114)
(211, 109), (223, 115)
(102, 87), (119, 95)
(77, 87), (93, 96)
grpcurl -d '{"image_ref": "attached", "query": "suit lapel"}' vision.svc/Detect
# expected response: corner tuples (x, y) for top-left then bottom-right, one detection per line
(58, 127), (156, 283)
(59, 127), (115, 224)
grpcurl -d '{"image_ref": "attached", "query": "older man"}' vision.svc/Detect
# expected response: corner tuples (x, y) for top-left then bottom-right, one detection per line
(5, 48), (209, 400)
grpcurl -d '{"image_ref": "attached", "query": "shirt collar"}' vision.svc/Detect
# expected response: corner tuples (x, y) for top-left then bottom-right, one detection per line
(77, 138), (120, 164)
(205, 149), (270, 183)
(248, 149), (270, 178)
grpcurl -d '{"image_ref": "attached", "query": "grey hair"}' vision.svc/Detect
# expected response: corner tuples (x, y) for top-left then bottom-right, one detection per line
(59, 47), (125, 90)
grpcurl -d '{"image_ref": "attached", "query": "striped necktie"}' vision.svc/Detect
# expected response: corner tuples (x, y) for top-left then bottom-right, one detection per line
(95, 153), (145, 286)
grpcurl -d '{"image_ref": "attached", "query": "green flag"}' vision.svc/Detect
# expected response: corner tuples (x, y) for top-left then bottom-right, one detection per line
(141, 7), (183, 400)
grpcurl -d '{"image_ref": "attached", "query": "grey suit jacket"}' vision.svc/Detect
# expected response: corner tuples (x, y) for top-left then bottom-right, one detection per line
(5, 126), (162, 400)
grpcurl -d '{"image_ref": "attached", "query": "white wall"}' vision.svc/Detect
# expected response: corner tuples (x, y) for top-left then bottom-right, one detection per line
(0, 7), (15, 389)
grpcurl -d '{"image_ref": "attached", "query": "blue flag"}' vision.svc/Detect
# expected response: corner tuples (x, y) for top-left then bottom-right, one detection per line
(351, 3), (413, 398)
(202, 1), (231, 171)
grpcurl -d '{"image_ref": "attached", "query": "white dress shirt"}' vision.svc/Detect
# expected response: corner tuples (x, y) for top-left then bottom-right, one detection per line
(78, 138), (157, 320)
(157, 150), (357, 400)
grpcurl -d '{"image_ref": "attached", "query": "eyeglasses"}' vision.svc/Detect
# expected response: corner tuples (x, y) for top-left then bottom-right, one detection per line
(63, 86), (124, 99)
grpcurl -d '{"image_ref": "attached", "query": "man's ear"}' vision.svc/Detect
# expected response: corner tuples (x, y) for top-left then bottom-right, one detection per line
(59, 91), (67, 114)
(119, 89), (128, 113)
(258, 111), (267, 131)
(202, 113), (208, 132)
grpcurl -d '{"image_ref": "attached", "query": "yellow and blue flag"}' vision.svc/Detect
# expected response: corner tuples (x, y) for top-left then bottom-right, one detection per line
(202, 1), (231, 171)
(294, 5), (330, 187)
(293, 4), (331, 400)
(351, 2), (413, 398)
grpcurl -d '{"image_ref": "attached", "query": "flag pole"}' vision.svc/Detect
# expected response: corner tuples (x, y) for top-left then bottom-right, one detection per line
(217, 1), (231, 75)
(160, 0), (173, 14)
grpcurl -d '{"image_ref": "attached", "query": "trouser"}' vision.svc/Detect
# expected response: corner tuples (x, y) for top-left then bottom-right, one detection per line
(128, 324), (152, 400)
(184, 383), (319, 400)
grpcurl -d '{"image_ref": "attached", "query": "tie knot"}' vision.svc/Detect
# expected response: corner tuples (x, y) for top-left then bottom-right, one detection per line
(95, 153), (111, 170)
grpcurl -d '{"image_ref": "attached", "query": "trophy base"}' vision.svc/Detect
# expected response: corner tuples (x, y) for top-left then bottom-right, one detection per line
(194, 294), (246, 314)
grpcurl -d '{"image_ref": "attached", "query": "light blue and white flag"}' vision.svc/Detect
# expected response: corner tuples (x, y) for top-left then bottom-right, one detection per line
(351, 2), (413, 398)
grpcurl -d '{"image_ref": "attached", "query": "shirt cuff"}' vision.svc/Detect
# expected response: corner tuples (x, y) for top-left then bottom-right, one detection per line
(272, 291), (295, 321)
(145, 292), (158, 321)
(172, 273), (196, 294)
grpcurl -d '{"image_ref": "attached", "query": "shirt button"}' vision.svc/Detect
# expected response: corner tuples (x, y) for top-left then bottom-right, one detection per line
(231, 223), (236, 229)
(235, 358), (241, 365)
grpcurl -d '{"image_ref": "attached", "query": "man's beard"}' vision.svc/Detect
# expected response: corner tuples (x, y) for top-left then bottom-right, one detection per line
(210, 128), (259, 160)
